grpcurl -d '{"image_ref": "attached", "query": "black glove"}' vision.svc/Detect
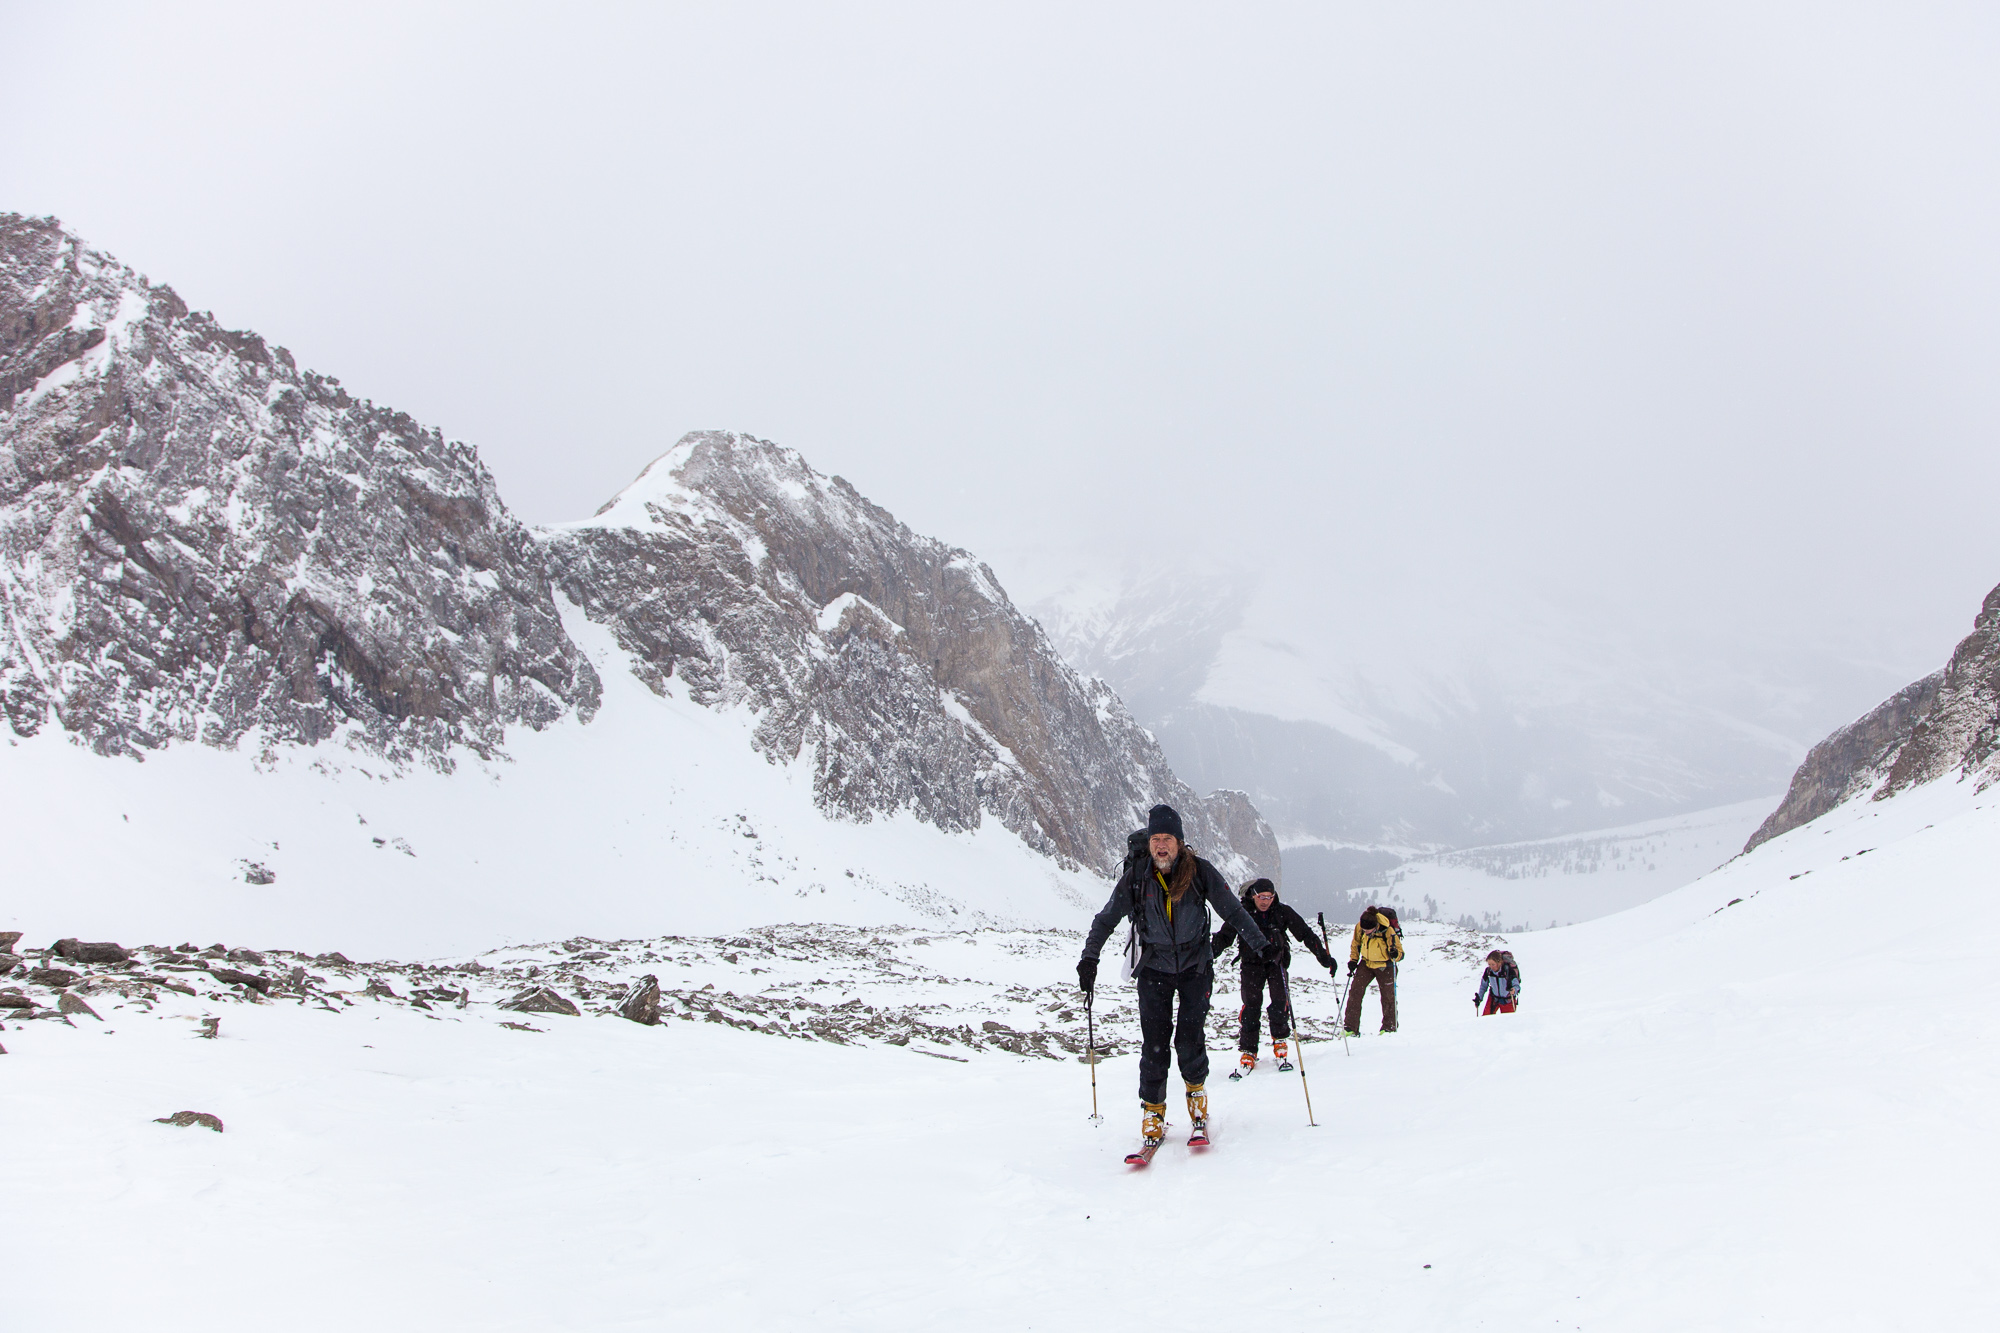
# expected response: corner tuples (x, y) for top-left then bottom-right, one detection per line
(1258, 941), (1282, 963)
(1327, 959), (1340, 977)
(1077, 957), (1097, 994)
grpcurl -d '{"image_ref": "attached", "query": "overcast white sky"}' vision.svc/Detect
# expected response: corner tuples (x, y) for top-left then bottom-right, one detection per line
(7, 2), (1998, 694)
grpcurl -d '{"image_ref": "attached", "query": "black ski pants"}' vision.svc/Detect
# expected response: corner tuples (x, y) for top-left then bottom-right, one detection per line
(1236, 960), (1290, 1052)
(1136, 965), (1212, 1103)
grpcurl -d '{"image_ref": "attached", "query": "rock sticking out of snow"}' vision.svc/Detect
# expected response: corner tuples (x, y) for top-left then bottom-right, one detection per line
(54, 939), (131, 965)
(499, 986), (582, 1017)
(617, 974), (663, 1026)
(56, 992), (100, 1020)
(153, 1111), (223, 1133)
(210, 967), (271, 995)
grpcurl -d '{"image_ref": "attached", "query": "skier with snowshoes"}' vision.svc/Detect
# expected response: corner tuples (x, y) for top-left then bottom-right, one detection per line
(1341, 905), (1405, 1035)
(1210, 878), (1338, 1078)
(1077, 804), (1277, 1164)
(1474, 949), (1521, 1015)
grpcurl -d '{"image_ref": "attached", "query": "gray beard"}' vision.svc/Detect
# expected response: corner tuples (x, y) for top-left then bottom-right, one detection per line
(1151, 854), (1175, 872)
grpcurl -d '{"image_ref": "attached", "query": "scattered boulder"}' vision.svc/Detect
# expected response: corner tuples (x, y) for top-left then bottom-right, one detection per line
(28, 967), (77, 988)
(497, 1020), (544, 1032)
(0, 931), (21, 953)
(57, 991), (102, 1020)
(618, 974), (663, 1025)
(241, 862), (276, 885)
(0, 990), (31, 1009)
(209, 967), (271, 995)
(153, 1111), (224, 1133)
(0, 955), (17, 976)
(315, 952), (354, 967)
(197, 1017), (220, 1039)
(227, 948), (266, 965)
(498, 986), (581, 1017)
(362, 977), (399, 1000)
(54, 939), (131, 965)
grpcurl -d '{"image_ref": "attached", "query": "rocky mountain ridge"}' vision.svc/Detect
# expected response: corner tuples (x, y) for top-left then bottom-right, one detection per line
(1747, 579), (2000, 851)
(0, 214), (1274, 885)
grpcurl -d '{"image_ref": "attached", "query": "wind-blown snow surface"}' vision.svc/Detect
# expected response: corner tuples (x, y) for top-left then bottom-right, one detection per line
(6, 774), (1996, 1329)
(0, 608), (1098, 955)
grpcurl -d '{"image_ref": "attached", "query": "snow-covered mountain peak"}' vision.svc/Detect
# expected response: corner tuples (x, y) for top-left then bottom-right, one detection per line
(2, 219), (1281, 934)
(544, 429), (1277, 881)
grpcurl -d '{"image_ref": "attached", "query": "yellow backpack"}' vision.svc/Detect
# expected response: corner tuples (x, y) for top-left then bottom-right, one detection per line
(1356, 922), (1402, 968)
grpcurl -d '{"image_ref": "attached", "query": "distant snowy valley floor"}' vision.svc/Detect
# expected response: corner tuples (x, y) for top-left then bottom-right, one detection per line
(6, 777), (1998, 1330)
(1292, 796), (1778, 931)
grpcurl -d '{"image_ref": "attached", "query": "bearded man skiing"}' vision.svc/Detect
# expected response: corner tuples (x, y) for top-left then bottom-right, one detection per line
(1077, 803), (1277, 1163)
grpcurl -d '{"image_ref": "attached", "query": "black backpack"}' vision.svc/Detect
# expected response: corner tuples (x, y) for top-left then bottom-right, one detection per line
(1117, 829), (1148, 979)
(1496, 950), (1520, 983)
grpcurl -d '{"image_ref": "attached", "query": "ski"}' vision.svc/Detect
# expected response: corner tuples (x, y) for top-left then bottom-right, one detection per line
(1125, 1140), (1164, 1168)
(1187, 1125), (1210, 1149)
(1277, 1058), (1295, 1072)
(1227, 1066), (1248, 1081)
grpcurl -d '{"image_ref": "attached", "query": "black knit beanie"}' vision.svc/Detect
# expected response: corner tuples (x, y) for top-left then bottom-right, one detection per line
(1146, 804), (1185, 842)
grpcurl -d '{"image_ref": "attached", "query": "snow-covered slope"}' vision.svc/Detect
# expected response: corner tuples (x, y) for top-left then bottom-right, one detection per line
(0, 606), (1106, 954)
(4, 739), (1994, 1330)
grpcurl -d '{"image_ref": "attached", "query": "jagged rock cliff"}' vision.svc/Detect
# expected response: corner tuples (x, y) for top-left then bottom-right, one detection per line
(543, 431), (1277, 879)
(0, 216), (1276, 882)
(1747, 580), (2000, 850)
(0, 214), (599, 764)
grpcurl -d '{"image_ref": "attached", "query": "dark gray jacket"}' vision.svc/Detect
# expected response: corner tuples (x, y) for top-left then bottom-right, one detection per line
(1082, 853), (1270, 977)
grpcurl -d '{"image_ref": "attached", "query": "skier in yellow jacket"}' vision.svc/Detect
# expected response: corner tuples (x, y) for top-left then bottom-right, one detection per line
(1342, 905), (1404, 1034)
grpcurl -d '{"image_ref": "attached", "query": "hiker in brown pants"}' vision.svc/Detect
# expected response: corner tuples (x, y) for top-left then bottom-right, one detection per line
(1342, 905), (1404, 1034)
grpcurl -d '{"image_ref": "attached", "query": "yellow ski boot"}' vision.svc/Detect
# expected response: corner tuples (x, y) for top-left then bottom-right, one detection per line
(1186, 1083), (1210, 1146)
(1126, 1101), (1169, 1166)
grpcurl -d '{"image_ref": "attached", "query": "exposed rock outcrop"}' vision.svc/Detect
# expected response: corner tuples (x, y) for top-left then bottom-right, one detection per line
(0, 217), (1279, 886)
(1745, 672), (1944, 850)
(54, 938), (130, 965)
(1747, 579), (2000, 851)
(543, 432), (1271, 879)
(0, 213), (602, 763)
(153, 1111), (224, 1132)
(57, 990), (100, 1020)
(499, 986), (581, 1017)
(617, 974), (662, 1025)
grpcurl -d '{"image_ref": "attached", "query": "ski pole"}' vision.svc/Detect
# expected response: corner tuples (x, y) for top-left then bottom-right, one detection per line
(1317, 912), (1350, 1057)
(1278, 959), (1316, 1127)
(1085, 989), (1101, 1125)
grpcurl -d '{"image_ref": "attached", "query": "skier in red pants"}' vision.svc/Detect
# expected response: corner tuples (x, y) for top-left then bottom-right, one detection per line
(1474, 950), (1521, 1015)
